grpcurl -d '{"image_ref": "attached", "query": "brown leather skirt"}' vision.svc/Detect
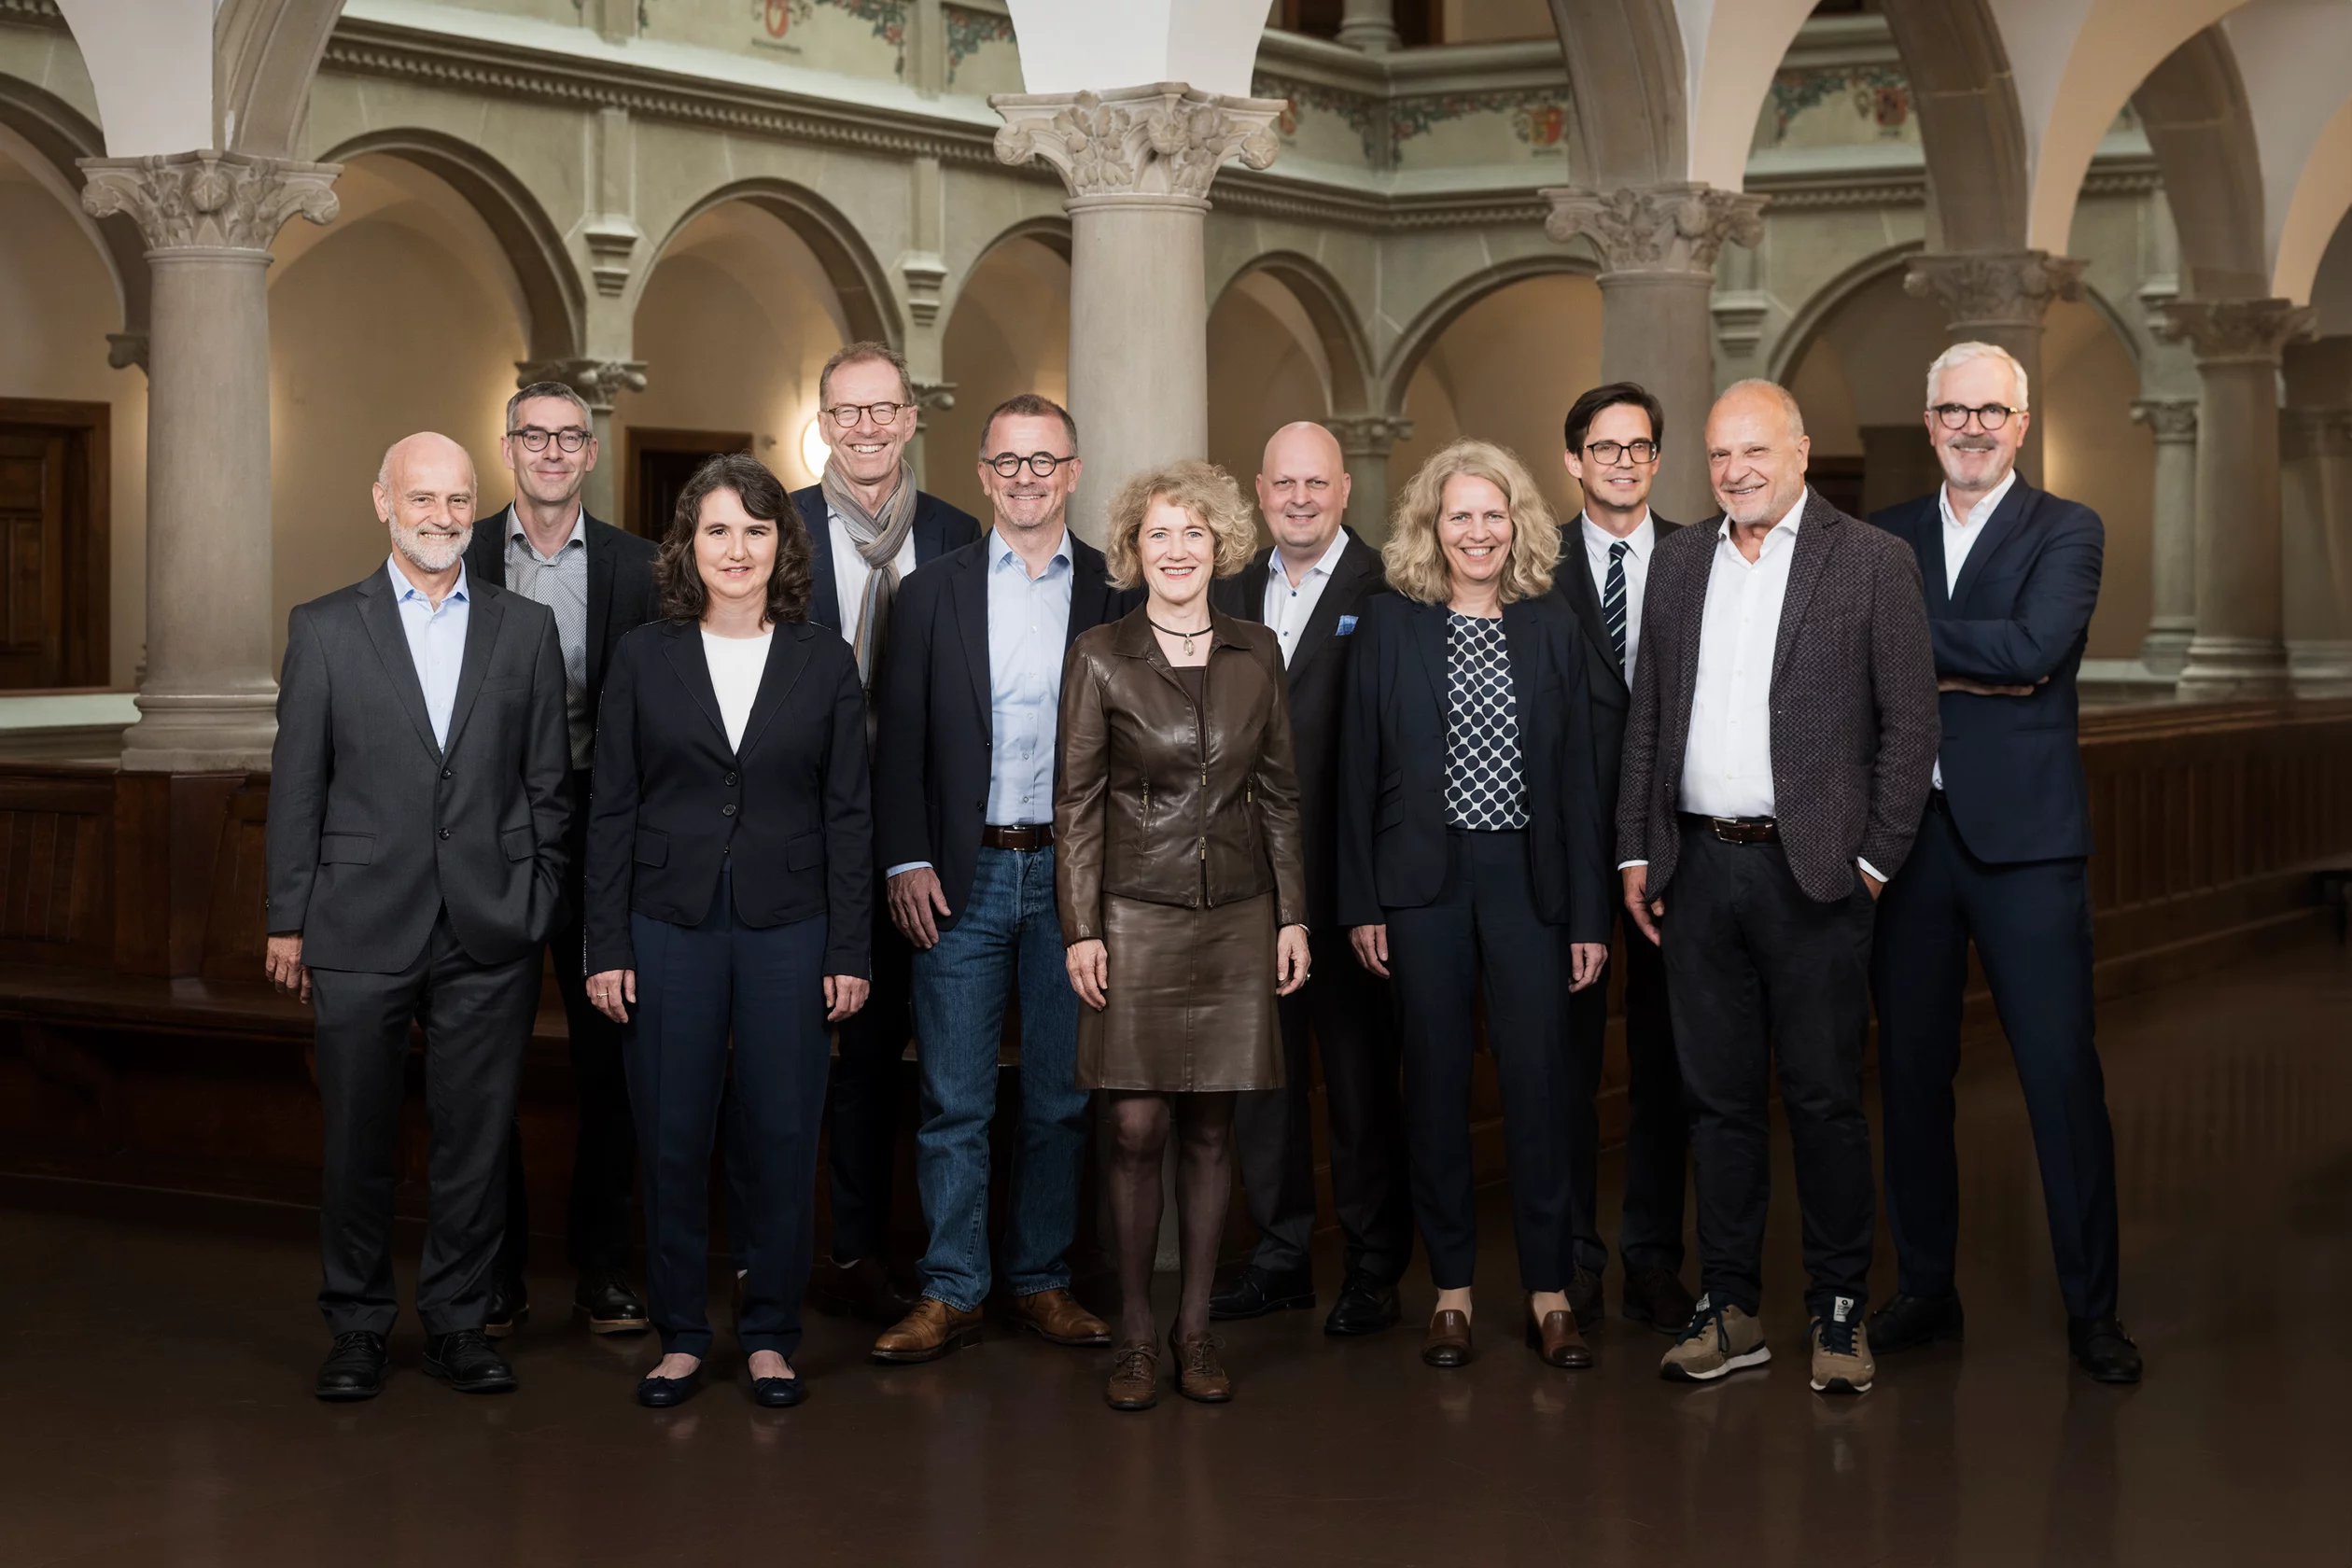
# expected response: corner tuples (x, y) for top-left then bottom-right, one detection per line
(1077, 892), (1282, 1093)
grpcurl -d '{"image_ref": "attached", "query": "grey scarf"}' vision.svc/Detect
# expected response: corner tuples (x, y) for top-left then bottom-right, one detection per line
(820, 456), (918, 691)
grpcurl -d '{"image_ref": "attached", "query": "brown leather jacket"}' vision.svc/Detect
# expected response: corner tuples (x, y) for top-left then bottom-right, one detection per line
(1055, 608), (1309, 943)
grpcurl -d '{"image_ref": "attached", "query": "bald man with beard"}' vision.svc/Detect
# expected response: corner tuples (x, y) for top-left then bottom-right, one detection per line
(267, 432), (574, 1403)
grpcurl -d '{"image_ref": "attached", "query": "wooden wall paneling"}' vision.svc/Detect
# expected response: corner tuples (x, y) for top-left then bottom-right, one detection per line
(0, 765), (115, 966)
(113, 770), (169, 973)
(201, 778), (273, 980)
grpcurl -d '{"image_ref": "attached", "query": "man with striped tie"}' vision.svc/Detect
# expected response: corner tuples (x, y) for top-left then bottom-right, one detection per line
(1553, 382), (1695, 1337)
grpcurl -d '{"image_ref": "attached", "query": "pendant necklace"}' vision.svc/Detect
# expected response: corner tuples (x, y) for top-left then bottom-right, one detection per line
(1149, 616), (1210, 657)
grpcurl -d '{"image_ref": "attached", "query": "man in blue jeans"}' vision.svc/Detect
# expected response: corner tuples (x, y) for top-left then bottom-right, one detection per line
(868, 394), (1135, 1361)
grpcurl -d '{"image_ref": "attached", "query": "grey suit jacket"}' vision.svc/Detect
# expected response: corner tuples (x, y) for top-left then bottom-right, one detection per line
(1616, 488), (1939, 903)
(266, 563), (575, 973)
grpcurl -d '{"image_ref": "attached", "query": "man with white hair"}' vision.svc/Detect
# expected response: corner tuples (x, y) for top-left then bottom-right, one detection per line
(1867, 342), (2138, 1384)
(266, 432), (574, 1402)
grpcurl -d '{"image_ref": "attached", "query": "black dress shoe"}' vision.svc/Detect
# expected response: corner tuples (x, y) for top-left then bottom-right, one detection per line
(1323, 1273), (1402, 1337)
(2068, 1315), (2143, 1383)
(422, 1329), (517, 1393)
(1621, 1265), (1698, 1336)
(1208, 1265), (1315, 1322)
(751, 1375), (806, 1408)
(315, 1330), (387, 1402)
(574, 1272), (650, 1336)
(483, 1276), (528, 1339)
(808, 1255), (918, 1325)
(1869, 1290), (1966, 1353)
(637, 1367), (700, 1407)
(1564, 1267), (1603, 1332)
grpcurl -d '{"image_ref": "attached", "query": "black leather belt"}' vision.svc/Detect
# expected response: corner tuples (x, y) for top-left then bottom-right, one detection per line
(1680, 813), (1779, 845)
(981, 823), (1055, 850)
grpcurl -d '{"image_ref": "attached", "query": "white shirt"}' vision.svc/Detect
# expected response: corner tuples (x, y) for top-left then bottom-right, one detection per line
(701, 628), (772, 753)
(1680, 498), (1802, 822)
(1930, 466), (2018, 790)
(387, 555), (469, 749)
(1580, 510), (1655, 684)
(1262, 529), (1351, 666)
(828, 509), (918, 645)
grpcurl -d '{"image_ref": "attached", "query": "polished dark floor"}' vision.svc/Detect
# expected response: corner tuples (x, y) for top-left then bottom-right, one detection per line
(7, 938), (2350, 1567)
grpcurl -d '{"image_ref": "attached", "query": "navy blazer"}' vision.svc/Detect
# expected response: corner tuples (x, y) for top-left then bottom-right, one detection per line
(1869, 478), (2103, 864)
(791, 483), (984, 635)
(1551, 513), (1680, 834)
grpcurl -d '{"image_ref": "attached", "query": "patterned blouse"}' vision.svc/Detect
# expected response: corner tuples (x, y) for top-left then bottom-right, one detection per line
(1442, 610), (1528, 831)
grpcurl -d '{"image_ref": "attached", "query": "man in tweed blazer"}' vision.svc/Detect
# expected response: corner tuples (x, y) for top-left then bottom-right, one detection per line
(1617, 381), (1939, 1394)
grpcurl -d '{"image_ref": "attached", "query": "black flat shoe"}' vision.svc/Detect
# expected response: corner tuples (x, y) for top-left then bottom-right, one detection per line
(315, 1330), (387, 1402)
(1622, 1265), (1699, 1336)
(1323, 1273), (1402, 1337)
(574, 1272), (651, 1336)
(1208, 1265), (1315, 1322)
(1564, 1267), (1603, 1332)
(2068, 1315), (2143, 1384)
(423, 1329), (517, 1393)
(637, 1367), (701, 1407)
(1869, 1290), (1966, 1353)
(751, 1375), (806, 1408)
(483, 1276), (528, 1339)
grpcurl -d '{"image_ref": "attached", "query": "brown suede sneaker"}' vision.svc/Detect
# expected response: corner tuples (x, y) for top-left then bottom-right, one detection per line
(1659, 1295), (1771, 1382)
(1809, 1295), (1875, 1394)
(1105, 1340), (1160, 1411)
(871, 1297), (986, 1364)
(1169, 1330), (1232, 1403)
(1008, 1288), (1112, 1346)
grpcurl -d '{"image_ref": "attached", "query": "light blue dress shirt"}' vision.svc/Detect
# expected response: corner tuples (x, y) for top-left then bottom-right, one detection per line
(984, 526), (1074, 825)
(388, 553), (470, 749)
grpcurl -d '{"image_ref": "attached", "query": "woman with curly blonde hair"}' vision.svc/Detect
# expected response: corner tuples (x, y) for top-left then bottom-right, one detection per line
(1056, 459), (1310, 1411)
(1336, 438), (1613, 1374)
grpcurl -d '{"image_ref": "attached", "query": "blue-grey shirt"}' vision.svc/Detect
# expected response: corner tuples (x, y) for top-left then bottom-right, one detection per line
(984, 526), (1073, 824)
(388, 553), (470, 749)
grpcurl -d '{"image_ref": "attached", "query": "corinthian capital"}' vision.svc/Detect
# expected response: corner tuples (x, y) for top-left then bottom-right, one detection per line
(2129, 399), (2198, 444)
(992, 84), (1284, 203)
(1904, 250), (2085, 328)
(1541, 184), (1766, 276)
(2154, 298), (2316, 367)
(516, 358), (649, 410)
(1326, 413), (1413, 455)
(79, 150), (340, 252)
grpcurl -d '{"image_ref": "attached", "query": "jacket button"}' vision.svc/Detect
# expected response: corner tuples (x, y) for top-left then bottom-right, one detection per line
(724, 772), (737, 786)
(721, 803), (737, 817)
(441, 768), (452, 779)
(438, 827), (452, 840)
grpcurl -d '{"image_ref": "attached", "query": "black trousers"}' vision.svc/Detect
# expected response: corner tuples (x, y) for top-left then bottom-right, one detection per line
(1232, 927), (1414, 1284)
(1661, 822), (1876, 1320)
(497, 773), (637, 1286)
(1564, 902), (1688, 1276)
(1872, 796), (2120, 1320)
(1386, 829), (1579, 1294)
(821, 906), (913, 1264)
(313, 910), (540, 1337)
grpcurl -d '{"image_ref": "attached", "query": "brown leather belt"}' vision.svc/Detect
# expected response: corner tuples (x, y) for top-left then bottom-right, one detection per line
(981, 823), (1055, 851)
(1680, 813), (1779, 845)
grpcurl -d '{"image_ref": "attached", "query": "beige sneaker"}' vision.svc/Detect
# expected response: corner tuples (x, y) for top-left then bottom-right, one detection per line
(1809, 1295), (1875, 1394)
(1659, 1295), (1771, 1382)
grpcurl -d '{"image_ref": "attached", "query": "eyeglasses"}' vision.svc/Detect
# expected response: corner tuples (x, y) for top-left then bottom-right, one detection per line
(986, 452), (1076, 478)
(1582, 439), (1659, 465)
(510, 426), (591, 453)
(824, 401), (911, 427)
(1931, 403), (2016, 431)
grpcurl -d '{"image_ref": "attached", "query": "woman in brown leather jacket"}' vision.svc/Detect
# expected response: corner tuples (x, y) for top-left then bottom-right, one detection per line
(1056, 459), (1310, 1412)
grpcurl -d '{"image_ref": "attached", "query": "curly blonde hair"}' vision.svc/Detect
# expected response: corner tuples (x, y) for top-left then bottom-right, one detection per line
(1382, 438), (1559, 604)
(1103, 460), (1259, 591)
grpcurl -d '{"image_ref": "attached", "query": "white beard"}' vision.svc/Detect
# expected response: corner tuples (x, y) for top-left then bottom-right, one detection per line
(393, 520), (472, 574)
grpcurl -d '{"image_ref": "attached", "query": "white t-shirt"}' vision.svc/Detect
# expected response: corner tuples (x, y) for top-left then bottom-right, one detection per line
(701, 628), (773, 752)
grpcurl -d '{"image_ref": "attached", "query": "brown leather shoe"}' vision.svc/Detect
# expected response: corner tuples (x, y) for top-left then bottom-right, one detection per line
(1422, 1308), (1474, 1367)
(1168, 1329), (1232, 1402)
(871, 1297), (986, 1364)
(809, 1256), (917, 1325)
(1007, 1288), (1112, 1347)
(1105, 1340), (1159, 1411)
(1527, 1301), (1594, 1369)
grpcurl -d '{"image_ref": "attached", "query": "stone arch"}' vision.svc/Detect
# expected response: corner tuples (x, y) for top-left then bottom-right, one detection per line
(215, 0), (344, 158)
(2272, 101), (2352, 305)
(636, 178), (903, 348)
(1376, 252), (1598, 418)
(315, 128), (583, 363)
(1212, 251), (1373, 413)
(1768, 243), (1925, 385)
(1881, 0), (2030, 251)
(1545, 0), (1687, 187)
(939, 212), (1071, 328)
(2133, 26), (2269, 299)
(0, 72), (146, 357)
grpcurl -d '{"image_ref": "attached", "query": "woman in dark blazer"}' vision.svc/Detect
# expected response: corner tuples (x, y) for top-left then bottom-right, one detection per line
(585, 452), (872, 1409)
(1336, 438), (1611, 1373)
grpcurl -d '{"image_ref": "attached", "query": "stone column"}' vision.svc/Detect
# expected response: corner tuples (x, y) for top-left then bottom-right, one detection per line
(1542, 184), (1767, 525)
(1904, 250), (2087, 486)
(514, 357), (647, 523)
(1337, 0), (1402, 54)
(994, 85), (1284, 543)
(2278, 409), (2352, 696)
(1327, 413), (1410, 543)
(2129, 399), (2198, 677)
(2157, 298), (2315, 702)
(79, 150), (340, 772)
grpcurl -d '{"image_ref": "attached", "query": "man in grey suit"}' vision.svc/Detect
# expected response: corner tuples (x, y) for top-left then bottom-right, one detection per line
(267, 431), (574, 1403)
(1617, 381), (1938, 1396)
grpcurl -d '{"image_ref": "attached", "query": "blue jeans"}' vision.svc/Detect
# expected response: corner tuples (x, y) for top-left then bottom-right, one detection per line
(910, 846), (1087, 1311)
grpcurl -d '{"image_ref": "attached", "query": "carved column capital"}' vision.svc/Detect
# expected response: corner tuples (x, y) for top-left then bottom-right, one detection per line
(1540, 183), (1766, 277)
(2155, 298), (2317, 367)
(79, 150), (340, 253)
(2129, 398), (2198, 444)
(1327, 413), (1412, 456)
(992, 85), (1284, 203)
(516, 357), (648, 411)
(1903, 250), (2086, 328)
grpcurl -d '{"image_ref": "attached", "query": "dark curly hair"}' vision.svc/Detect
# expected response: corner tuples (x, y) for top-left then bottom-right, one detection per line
(656, 452), (812, 626)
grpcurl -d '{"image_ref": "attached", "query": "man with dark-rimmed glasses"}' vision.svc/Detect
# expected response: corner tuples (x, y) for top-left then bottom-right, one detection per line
(868, 393), (1136, 1363)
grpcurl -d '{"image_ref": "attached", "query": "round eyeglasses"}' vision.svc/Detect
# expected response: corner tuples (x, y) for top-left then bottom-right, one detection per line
(1931, 403), (2015, 431)
(986, 452), (1076, 478)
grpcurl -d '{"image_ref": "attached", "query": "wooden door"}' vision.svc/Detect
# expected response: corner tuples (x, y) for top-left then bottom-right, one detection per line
(0, 401), (107, 689)
(624, 426), (753, 538)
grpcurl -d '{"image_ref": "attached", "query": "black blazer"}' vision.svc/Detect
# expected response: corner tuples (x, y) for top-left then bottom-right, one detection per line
(585, 618), (873, 978)
(1552, 511), (1681, 833)
(873, 530), (1135, 933)
(791, 484), (984, 634)
(267, 566), (573, 973)
(1210, 528), (1391, 932)
(1870, 479), (2102, 863)
(1335, 592), (1609, 944)
(463, 506), (660, 753)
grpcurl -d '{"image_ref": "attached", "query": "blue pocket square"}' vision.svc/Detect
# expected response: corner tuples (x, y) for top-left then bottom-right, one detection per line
(1337, 615), (1357, 636)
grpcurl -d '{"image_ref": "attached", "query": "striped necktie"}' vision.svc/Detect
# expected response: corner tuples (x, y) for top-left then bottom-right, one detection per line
(1603, 539), (1630, 679)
